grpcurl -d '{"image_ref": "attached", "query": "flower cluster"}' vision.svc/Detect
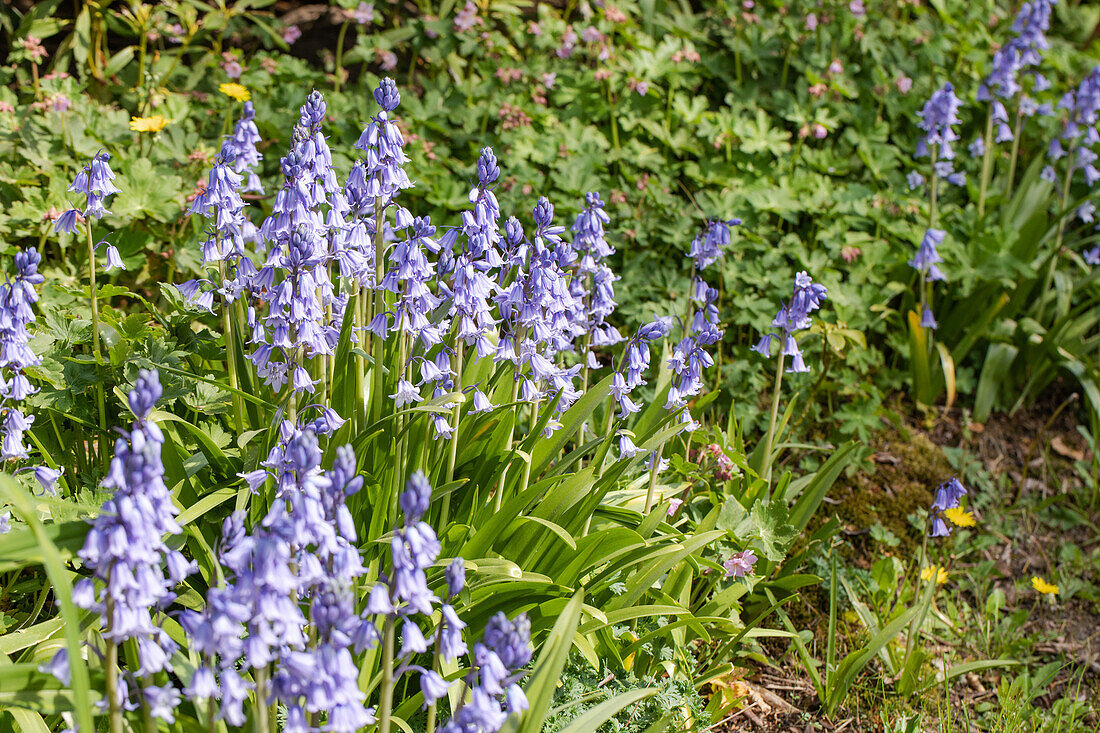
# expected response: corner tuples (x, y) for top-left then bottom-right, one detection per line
(565, 192), (621, 367)
(689, 218), (742, 270)
(221, 100), (264, 194)
(368, 472), (532, 733)
(908, 228), (946, 329)
(73, 370), (195, 718)
(54, 153), (127, 269)
(183, 425), (373, 728)
(1043, 65), (1100, 186)
(0, 249), (43, 463)
(978, 0), (1055, 105)
(913, 83), (965, 187)
(929, 477), (968, 537)
(752, 271), (828, 373)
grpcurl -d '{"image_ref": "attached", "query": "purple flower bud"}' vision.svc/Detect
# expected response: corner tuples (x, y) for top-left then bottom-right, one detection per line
(374, 77), (401, 111)
(400, 471), (432, 523)
(446, 557), (466, 597)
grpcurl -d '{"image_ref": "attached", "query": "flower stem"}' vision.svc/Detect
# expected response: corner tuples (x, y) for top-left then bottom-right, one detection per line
(86, 222), (107, 473)
(253, 666), (270, 733)
(377, 617), (396, 733)
(105, 638), (123, 733)
(1037, 148), (1076, 325)
(1006, 109), (1024, 201)
(425, 623), (444, 733)
(442, 341), (464, 525)
(370, 196), (386, 427)
(643, 443), (664, 514)
(220, 263), (243, 433)
(761, 352), (785, 486)
(334, 21), (351, 92)
(977, 108), (994, 217)
(355, 285), (367, 427)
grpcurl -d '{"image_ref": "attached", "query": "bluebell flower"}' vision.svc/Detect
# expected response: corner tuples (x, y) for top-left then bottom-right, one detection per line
(751, 272), (827, 374)
(907, 171), (925, 190)
(39, 648), (70, 685)
(56, 152), (121, 230)
(381, 216), (444, 347)
(1047, 65), (1100, 187)
(0, 248), (44, 465)
(689, 218), (742, 270)
(561, 192), (622, 365)
(185, 427), (372, 727)
(909, 228), (946, 282)
(916, 83), (965, 187)
(929, 477), (968, 537)
(617, 431), (643, 459)
(221, 100), (264, 194)
(446, 557), (466, 597)
(353, 78), (413, 207)
(75, 370), (194, 716)
(611, 320), (668, 418)
(1084, 246), (1100, 265)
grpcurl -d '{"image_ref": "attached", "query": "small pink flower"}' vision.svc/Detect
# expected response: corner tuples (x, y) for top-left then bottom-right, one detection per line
(724, 549), (757, 578)
(0, 101), (13, 114)
(542, 72), (557, 89)
(223, 60), (243, 79)
(841, 246), (862, 263)
(805, 12), (818, 30)
(896, 76), (913, 94)
(812, 123), (827, 139)
(809, 83), (827, 98)
(454, 1), (480, 32)
(667, 498), (683, 515)
(283, 25), (302, 45)
(42, 206), (61, 222)
(606, 6), (627, 23)
(582, 26), (603, 43)
(594, 68), (612, 81)
(261, 57), (278, 73)
(50, 94), (72, 112)
(610, 190), (627, 204)
(22, 36), (47, 64)
(378, 49), (398, 71)
(528, 21), (542, 36)
(167, 24), (185, 44)
(849, 0), (865, 17)
(353, 2), (375, 25)
(828, 58), (844, 75)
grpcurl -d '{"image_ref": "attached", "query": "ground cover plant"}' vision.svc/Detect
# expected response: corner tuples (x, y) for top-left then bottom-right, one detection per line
(0, 0), (1097, 731)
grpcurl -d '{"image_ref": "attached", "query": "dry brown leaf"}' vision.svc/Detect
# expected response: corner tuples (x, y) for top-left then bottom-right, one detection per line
(1050, 435), (1085, 462)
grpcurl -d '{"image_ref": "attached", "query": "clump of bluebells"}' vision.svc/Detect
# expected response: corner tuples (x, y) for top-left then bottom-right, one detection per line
(752, 271), (829, 374)
(68, 370), (196, 720)
(25, 78), (751, 731)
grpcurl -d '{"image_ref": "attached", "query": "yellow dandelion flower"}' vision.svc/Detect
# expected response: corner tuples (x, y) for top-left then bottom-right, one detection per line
(129, 114), (170, 133)
(1031, 576), (1058, 595)
(219, 83), (251, 102)
(921, 565), (948, 585)
(943, 507), (976, 527)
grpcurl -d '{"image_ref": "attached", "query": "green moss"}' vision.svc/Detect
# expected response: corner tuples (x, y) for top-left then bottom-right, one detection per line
(829, 429), (953, 561)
